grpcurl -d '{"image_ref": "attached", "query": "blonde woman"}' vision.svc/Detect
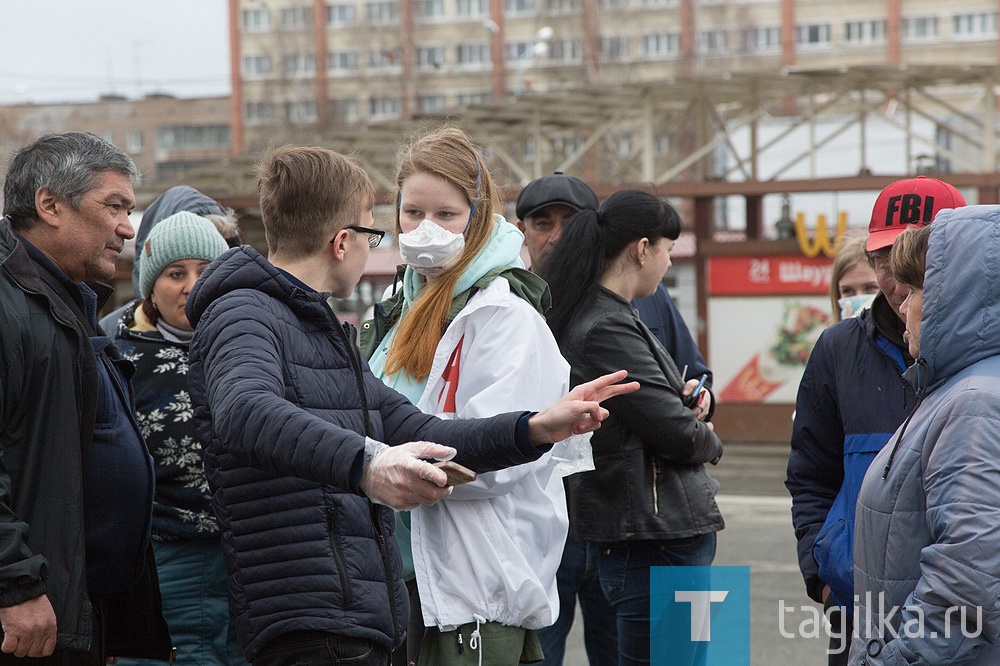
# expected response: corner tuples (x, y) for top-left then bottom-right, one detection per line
(829, 237), (879, 321)
(362, 127), (574, 666)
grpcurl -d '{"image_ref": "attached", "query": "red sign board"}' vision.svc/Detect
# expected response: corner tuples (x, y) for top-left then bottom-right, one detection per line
(709, 255), (833, 295)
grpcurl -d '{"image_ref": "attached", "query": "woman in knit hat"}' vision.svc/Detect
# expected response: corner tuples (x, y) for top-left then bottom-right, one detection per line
(111, 211), (246, 665)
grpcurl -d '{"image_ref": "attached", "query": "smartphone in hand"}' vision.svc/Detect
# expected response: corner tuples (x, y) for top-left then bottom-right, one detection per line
(427, 460), (477, 486)
(683, 374), (709, 408)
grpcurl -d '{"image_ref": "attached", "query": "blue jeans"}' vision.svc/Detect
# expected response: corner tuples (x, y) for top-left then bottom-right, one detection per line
(597, 533), (717, 666)
(119, 539), (246, 666)
(254, 632), (389, 666)
(535, 535), (618, 666)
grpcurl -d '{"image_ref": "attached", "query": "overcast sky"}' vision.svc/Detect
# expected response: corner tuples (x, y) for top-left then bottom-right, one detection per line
(0, 0), (230, 104)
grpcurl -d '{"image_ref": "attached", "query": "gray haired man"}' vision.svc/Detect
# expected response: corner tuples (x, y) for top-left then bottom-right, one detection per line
(0, 132), (171, 664)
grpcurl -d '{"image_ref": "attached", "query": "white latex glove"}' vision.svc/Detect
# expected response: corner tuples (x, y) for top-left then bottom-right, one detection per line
(360, 439), (457, 510)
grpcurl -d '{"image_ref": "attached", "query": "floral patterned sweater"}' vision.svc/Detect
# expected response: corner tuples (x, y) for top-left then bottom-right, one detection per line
(112, 302), (219, 540)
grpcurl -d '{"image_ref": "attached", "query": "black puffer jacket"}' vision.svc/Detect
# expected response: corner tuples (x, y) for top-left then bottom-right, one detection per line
(557, 287), (724, 543)
(0, 219), (171, 658)
(186, 246), (543, 660)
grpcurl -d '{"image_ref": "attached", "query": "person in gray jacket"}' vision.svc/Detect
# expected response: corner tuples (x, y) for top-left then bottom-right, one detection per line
(851, 207), (1000, 664)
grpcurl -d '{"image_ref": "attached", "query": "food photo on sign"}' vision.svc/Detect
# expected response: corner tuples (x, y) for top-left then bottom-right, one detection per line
(708, 254), (833, 404)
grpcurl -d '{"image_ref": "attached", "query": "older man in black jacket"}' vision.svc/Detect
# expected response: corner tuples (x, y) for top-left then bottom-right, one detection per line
(0, 132), (171, 664)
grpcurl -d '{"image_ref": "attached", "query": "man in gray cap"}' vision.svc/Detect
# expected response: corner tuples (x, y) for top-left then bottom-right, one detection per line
(515, 172), (711, 383)
(516, 173), (712, 665)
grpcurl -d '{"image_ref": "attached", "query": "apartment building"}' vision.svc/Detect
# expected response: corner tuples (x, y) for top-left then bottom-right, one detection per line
(229, 0), (1000, 154)
(0, 94), (231, 186)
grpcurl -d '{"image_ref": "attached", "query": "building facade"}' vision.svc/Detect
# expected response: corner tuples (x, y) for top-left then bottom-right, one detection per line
(229, 0), (1000, 154)
(0, 94), (231, 186)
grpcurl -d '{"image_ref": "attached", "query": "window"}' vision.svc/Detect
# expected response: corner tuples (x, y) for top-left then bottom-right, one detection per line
(600, 0), (627, 8)
(285, 101), (317, 124)
(457, 92), (491, 105)
(504, 0), (535, 14)
(456, 42), (490, 67)
(417, 46), (446, 69)
(366, 1), (399, 23)
(283, 53), (316, 77)
(242, 8), (270, 32)
(328, 51), (359, 74)
(901, 16), (938, 41)
(242, 55), (273, 78)
(281, 6), (313, 29)
(551, 135), (583, 155)
(844, 20), (886, 44)
(127, 131), (143, 154)
(245, 101), (275, 125)
(641, 32), (679, 57)
(327, 4), (357, 26)
(418, 95), (448, 113)
(369, 49), (401, 70)
(369, 96), (401, 120)
(599, 36), (629, 60)
(505, 41), (532, 61)
(549, 39), (581, 61)
(795, 23), (831, 47)
(655, 134), (670, 157)
(545, 0), (580, 13)
(641, 0), (677, 7)
(615, 134), (633, 157)
(333, 98), (360, 123)
(523, 137), (536, 158)
(416, 0), (445, 19)
(953, 12), (998, 39)
(456, 0), (487, 17)
(156, 125), (230, 150)
(698, 29), (728, 54)
(742, 26), (780, 53)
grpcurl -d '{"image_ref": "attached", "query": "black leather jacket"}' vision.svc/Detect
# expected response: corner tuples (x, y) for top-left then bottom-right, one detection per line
(0, 219), (171, 658)
(557, 287), (724, 543)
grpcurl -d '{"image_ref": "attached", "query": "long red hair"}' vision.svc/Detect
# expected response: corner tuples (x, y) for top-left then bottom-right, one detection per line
(385, 127), (502, 381)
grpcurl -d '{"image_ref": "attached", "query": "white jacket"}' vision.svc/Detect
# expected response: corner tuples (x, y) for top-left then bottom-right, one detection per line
(410, 276), (572, 631)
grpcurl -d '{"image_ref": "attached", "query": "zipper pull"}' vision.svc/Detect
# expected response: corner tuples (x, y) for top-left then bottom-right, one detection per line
(457, 631), (464, 655)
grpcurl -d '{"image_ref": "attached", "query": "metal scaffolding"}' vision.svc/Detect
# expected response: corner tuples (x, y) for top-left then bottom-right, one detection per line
(159, 63), (999, 208)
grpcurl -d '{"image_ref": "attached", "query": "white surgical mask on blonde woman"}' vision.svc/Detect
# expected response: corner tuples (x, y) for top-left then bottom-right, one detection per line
(396, 219), (465, 277)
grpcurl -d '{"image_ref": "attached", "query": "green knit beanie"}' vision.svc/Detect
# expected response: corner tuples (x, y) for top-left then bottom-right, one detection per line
(138, 211), (229, 299)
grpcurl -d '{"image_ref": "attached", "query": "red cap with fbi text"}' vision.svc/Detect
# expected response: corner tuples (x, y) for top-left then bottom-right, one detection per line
(866, 176), (966, 251)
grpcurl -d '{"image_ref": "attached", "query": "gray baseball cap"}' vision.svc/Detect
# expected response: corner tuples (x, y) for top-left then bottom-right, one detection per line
(515, 172), (599, 220)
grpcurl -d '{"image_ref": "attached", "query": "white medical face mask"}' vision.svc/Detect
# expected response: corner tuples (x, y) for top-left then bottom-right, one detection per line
(397, 219), (466, 277)
(838, 293), (875, 319)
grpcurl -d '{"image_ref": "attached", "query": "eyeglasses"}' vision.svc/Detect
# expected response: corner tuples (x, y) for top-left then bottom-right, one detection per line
(343, 225), (385, 248)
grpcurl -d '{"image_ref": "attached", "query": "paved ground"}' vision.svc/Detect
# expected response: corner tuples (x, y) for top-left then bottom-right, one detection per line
(561, 442), (833, 665)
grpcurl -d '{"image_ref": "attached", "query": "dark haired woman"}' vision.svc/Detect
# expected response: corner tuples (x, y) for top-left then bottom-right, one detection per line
(540, 189), (724, 666)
